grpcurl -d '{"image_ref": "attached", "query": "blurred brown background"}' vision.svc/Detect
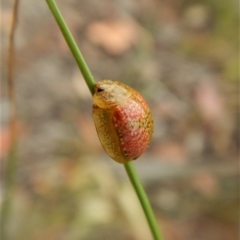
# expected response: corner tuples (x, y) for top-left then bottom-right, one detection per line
(1, 0), (239, 240)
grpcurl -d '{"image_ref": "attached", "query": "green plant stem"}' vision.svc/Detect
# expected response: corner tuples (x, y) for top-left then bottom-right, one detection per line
(45, 0), (95, 95)
(124, 162), (163, 240)
(45, 1), (163, 239)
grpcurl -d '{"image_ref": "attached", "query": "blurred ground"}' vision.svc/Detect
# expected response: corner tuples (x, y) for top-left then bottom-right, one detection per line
(0, 0), (239, 240)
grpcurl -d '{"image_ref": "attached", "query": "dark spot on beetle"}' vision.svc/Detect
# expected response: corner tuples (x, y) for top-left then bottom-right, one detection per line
(97, 87), (104, 92)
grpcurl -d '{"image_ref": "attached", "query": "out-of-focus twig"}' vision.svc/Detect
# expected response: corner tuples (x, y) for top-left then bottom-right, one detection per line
(8, 1), (19, 135)
(1, 0), (20, 239)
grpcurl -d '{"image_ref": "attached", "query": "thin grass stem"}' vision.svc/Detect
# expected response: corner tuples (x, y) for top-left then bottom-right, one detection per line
(45, 0), (95, 95)
(124, 162), (163, 240)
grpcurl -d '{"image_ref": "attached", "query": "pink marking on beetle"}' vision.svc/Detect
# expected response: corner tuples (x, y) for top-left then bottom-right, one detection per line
(113, 101), (150, 159)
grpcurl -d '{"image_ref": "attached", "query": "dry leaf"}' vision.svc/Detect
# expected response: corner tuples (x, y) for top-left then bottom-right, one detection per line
(86, 19), (138, 55)
(191, 172), (219, 197)
(195, 81), (223, 122)
(153, 140), (187, 164)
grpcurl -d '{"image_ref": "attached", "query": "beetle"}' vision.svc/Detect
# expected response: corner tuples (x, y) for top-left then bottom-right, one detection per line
(92, 80), (154, 163)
